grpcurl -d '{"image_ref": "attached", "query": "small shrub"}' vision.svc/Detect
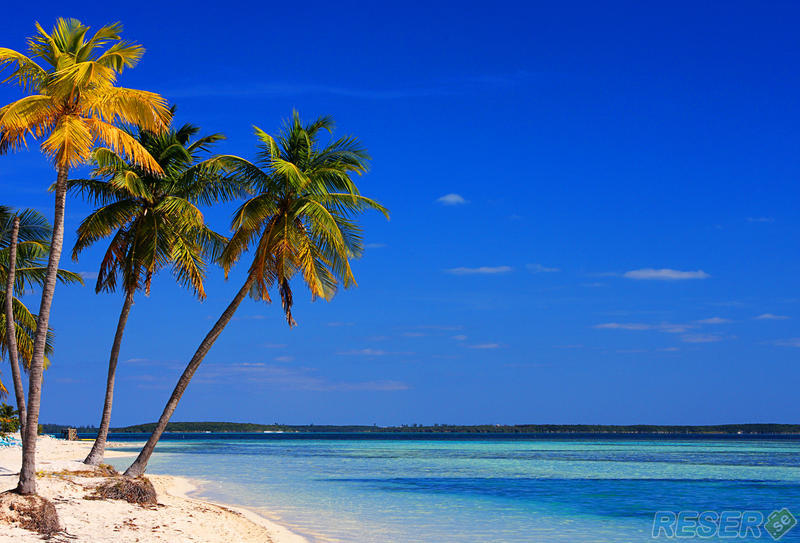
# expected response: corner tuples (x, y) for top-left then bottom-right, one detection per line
(0, 491), (61, 535)
(93, 476), (157, 505)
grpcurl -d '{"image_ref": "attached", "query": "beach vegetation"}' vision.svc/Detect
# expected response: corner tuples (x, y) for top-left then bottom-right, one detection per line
(91, 476), (157, 505)
(123, 111), (388, 477)
(68, 115), (238, 466)
(0, 403), (20, 433)
(0, 17), (171, 495)
(1, 207), (82, 433)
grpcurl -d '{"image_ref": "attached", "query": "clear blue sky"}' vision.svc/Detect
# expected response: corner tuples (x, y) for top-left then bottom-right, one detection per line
(2, 1), (799, 426)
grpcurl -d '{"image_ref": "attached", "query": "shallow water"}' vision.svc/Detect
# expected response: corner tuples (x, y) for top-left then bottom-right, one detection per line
(107, 434), (800, 542)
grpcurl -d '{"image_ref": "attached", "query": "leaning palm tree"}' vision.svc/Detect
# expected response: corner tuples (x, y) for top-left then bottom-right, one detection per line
(69, 119), (238, 465)
(123, 112), (388, 477)
(0, 18), (170, 495)
(1, 206), (82, 431)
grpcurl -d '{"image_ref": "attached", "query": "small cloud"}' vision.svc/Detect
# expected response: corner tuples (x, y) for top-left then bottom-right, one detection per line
(774, 338), (800, 347)
(527, 263), (560, 273)
(341, 348), (388, 356)
(79, 271), (98, 280)
(437, 193), (468, 205)
(328, 380), (410, 391)
(451, 334), (468, 341)
(755, 313), (790, 320)
(445, 266), (513, 275)
(595, 322), (654, 331)
(233, 314), (267, 321)
(274, 356), (294, 362)
(658, 347), (680, 352)
(469, 343), (502, 349)
(125, 357), (151, 363)
(594, 322), (693, 333)
(402, 332), (426, 337)
(409, 325), (463, 331)
(747, 217), (774, 223)
(364, 243), (387, 249)
(327, 321), (355, 327)
(681, 334), (726, 343)
(554, 344), (583, 349)
(695, 317), (731, 324)
(263, 343), (288, 349)
(581, 282), (607, 288)
(337, 348), (414, 356)
(623, 268), (710, 281)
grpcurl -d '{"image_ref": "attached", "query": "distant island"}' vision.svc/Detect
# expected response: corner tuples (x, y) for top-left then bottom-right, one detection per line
(39, 422), (800, 435)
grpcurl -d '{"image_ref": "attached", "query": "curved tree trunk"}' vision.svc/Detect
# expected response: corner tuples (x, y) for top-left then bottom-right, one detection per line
(4, 215), (27, 433)
(17, 167), (68, 496)
(124, 274), (255, 477)
(84, 291), (135, 465)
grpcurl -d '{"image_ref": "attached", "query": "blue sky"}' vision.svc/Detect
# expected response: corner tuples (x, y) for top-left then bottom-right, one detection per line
(2, 1), (799, 426)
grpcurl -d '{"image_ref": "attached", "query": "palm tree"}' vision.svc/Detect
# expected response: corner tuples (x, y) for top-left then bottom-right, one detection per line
(1, 206), (82, 433)
(123, 112), (388, 477)
(69, 119), (238, 465)
(0, 18), (170, 495)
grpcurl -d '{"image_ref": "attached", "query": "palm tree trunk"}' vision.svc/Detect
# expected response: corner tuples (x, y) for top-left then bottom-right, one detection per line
(124, 274), (255, 477)
(4, 215), (27, 433)
(17, 166), (68, 496)
(84, 291), (135, 466)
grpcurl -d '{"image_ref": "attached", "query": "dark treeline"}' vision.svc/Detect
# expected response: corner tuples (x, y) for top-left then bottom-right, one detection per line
(39, 422), (800, 435)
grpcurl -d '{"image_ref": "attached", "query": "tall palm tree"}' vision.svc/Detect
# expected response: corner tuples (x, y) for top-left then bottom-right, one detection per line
(124, 112), (388, 477)
(0, 18), (170, 495)
(69, 119), (238, 465)
(1, 206), (83, 431)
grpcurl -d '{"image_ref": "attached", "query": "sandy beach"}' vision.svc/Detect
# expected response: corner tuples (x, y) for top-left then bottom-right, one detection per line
(0, 435), (307, 542)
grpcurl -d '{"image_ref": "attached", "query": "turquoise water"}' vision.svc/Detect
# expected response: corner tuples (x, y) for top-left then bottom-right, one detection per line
(107, 435), (800, 542)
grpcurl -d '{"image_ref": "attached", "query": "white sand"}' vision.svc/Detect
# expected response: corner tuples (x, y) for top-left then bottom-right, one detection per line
(0, 435), (308, 542)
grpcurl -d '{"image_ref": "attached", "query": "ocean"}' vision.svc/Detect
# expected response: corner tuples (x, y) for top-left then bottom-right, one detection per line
(105, 434), (800, 542)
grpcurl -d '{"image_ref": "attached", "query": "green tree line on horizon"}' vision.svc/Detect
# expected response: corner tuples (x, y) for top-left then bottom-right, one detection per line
(37, 421), (800, 435)
(0, 16), (388, 503)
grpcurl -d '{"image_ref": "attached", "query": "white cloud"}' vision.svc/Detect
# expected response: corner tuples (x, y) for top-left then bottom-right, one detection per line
(695, 317), (731, 324)
(445, 266), (513, 275)
(338, 348), (414, 356)
(364, 243), (387, 249)
(274, 356), (294, 362)
(340, 348), (389, 356)
(594, 322), (692, 333)
(436, 193), (468, 205)
(747, 217), (774, 223)
(595, 323), (654, 331)
(469, 343), (502, 349)
(755, 313), (790, 320)
(451, 334), (468, 341)
(681, 334), (726, 344)
(774, 338), (800, 348)
(623, 268), (710, 281)
(326, 321), (355, 327)
(200, 362), (409, 392)
(79, 271), (98, 280)
(527, 263), (560, 273)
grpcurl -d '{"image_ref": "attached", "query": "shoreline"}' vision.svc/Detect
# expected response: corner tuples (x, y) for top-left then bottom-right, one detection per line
(0, 435), (309, 542)
(163, 474), (310, 543)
